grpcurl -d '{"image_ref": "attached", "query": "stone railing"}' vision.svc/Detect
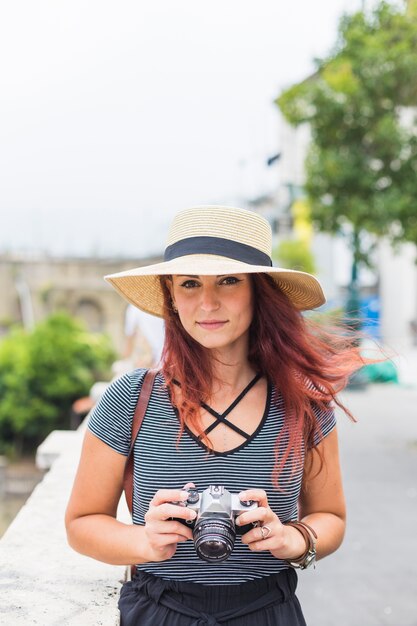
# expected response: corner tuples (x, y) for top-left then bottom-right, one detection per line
(0, 420), (129, 625)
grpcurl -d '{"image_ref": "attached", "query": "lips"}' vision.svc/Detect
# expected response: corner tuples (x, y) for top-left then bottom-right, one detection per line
(197, 320), (228, 330)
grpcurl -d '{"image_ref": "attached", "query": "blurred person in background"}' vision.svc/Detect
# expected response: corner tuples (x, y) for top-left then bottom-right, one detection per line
(123, 304), (165, 368)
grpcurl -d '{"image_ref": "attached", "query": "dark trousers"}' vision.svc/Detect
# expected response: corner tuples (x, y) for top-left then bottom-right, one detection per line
(119, 568), (307, 625)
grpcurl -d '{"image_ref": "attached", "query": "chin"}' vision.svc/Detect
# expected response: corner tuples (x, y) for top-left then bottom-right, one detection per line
(194, 337), (229, 350)
(194, 332), (246, 352)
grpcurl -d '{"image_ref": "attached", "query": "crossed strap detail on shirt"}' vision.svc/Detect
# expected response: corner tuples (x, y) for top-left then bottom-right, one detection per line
(173, 373), (262, 441)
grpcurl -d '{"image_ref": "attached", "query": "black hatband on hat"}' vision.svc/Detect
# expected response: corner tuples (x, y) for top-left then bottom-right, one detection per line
(164, 236), (272, 267)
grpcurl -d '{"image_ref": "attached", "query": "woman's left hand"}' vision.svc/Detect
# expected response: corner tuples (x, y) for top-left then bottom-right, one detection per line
(237, 489), (305, 561)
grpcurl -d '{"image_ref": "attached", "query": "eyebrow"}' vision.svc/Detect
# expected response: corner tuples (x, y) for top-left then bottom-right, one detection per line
(175, 275), (231, 279)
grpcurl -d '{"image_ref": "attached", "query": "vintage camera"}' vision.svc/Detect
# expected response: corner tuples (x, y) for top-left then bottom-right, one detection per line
(172, 485), (258, 563)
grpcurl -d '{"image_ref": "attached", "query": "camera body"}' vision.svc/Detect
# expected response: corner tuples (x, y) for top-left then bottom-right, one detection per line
(172, 485), (258, 562)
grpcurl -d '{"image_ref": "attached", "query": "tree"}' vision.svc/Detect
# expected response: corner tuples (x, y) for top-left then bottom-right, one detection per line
(274, 239), (316, 274)
(0, 312), (115, 455)
(276, 1), (417, 269)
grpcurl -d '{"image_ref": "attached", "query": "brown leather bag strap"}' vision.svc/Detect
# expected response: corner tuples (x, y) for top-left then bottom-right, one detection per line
(123, 369), (158, 516)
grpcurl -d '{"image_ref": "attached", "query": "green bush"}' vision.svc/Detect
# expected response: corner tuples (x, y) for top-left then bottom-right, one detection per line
(0, 312), (115, 455)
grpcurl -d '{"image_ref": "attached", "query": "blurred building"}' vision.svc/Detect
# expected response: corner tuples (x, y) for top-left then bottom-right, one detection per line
(0, 253), (162, 353)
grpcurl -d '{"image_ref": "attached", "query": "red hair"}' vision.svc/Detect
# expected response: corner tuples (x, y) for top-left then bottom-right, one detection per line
(160, 274), (365, 488)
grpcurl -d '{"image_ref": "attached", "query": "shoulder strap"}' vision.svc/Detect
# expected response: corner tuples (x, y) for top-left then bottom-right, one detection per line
(123, 369), (158, 516)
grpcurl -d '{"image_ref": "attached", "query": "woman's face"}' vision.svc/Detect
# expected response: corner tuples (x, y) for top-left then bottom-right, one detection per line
(169, 273), (254, 353)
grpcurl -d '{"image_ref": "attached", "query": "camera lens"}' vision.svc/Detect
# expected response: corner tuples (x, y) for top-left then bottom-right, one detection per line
(193, 519), (235, 562)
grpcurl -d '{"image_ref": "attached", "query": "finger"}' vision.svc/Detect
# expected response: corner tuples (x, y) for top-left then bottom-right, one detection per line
(147, 502), (197, 522)
(242, 524), (286, 550)
(147, 520), (194, 539)
(183, 482), (196, 490)
(236, 506), (270, 528)
(241, 524), (274, 548)
(150, 489), (190, 507)
(153, 534), (191, 546)
(238, 489), (269, 507)
(246, 537), (276, 552)
(240, 526), (269, 545)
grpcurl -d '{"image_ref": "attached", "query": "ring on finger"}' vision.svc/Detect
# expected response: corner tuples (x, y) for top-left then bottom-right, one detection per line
(260, 525), (272, 540)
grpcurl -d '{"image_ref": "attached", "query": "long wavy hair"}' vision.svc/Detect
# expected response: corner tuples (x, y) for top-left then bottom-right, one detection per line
(160, 273), (366, 489)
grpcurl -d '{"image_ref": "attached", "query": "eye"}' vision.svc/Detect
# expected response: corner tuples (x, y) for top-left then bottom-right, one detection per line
(179, 279), (200, 289)
(220, 276), (242, 285)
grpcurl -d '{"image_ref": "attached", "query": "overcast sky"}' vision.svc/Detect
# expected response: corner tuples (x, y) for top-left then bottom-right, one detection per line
(0, 0), (383, 258)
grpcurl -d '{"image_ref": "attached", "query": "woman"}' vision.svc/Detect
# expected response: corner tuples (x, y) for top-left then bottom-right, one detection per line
(66, 205), (363, 625)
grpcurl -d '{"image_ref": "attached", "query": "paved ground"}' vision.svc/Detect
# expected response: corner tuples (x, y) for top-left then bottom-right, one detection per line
(297, 383), (417, 626)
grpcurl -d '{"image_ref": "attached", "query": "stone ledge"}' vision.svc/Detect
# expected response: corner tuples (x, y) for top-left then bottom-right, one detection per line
(0, 424), (129, 625)
(36, 430), (81, 470)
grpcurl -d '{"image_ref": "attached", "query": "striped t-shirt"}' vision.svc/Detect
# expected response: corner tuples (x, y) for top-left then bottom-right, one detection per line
(88, 369), (336, 585)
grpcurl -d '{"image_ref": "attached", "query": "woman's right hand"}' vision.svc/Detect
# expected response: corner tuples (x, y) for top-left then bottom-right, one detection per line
(144, 488), (197, 562)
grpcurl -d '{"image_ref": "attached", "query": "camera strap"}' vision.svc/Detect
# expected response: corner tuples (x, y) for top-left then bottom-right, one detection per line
(123, 368), (158, 517)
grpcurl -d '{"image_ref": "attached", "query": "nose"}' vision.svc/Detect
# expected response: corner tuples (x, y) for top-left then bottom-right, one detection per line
(200, 285), (220, 312)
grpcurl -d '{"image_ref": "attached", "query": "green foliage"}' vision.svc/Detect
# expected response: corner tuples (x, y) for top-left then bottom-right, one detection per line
(273, 239), (316, 274)
(276, 1), (417, 261)
(0, 312), (115, 454)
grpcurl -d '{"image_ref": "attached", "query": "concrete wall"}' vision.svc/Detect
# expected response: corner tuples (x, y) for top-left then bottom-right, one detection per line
(0, 422), (128, 625)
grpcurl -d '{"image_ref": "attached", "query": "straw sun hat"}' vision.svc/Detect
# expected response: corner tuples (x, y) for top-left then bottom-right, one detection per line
(104, 205), (325, 317)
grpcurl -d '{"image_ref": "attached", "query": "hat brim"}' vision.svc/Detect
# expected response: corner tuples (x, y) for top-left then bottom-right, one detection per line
(104, 254), (325, 316)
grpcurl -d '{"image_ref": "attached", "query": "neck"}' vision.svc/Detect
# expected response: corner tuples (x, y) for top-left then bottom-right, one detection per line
(208, 342), (256, 393)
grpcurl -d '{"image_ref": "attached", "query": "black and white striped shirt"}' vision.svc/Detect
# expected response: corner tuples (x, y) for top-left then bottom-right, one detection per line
(88, 369), (336, 585)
